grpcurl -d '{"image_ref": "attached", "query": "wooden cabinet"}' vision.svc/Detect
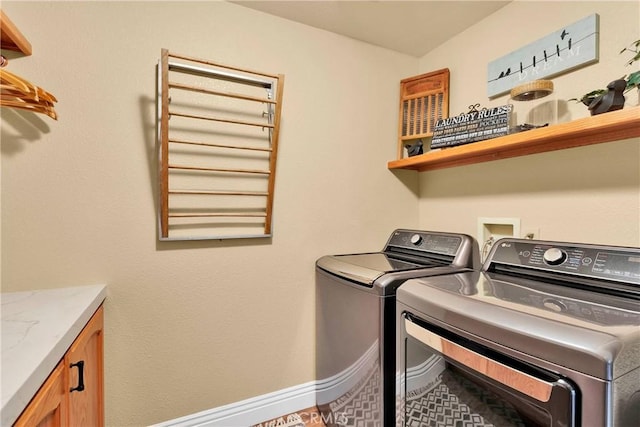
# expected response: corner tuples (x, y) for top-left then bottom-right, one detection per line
(14, 306), (104, 427)
(67, 306), (104, 427)
(12, 363), (67, 427)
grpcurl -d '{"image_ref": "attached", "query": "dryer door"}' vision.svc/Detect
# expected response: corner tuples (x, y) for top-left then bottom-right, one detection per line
(399, 313), (577, 427)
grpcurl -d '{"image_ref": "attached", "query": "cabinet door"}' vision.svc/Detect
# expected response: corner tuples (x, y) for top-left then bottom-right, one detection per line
(66, 306), (104, 427)
(14, 362), (68, 427)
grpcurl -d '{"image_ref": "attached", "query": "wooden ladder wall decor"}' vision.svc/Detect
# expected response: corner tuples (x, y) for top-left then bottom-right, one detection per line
(158, 49), (284, 240)
(397, 69), (449, 159)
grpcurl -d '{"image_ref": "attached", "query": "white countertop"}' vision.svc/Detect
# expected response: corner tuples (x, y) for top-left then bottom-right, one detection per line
(1, 284), (107, 426)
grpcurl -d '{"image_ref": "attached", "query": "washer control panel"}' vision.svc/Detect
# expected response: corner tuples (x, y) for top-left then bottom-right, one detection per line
(489, 239), (640, 284)
(387, 230), (463, 256)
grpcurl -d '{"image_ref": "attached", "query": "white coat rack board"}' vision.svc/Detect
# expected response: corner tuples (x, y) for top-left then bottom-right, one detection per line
(157, 49), (284, 240)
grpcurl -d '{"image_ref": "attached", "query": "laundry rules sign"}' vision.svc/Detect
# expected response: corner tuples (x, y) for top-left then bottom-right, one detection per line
(430, 105), (512, 149)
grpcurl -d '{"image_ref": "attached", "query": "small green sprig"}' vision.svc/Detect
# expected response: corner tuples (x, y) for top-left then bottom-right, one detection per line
(620, 39), (640, 92)
(619, 39), (640, 66)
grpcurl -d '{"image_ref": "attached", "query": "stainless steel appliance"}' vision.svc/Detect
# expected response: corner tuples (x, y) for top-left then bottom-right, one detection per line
(316, 229), (480, 426)
(396, 238), (640, 426)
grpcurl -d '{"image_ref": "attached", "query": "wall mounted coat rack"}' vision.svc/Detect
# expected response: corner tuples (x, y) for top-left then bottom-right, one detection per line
(157, 49), (284, 240)
(0, 11), (58, 120)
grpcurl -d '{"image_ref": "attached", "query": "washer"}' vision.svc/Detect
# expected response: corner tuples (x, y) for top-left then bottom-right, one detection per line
(396, 238), (640, 426)
(315, 229), (480, 426)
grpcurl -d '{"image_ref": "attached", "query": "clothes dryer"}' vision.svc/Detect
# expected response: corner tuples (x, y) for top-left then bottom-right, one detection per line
(396, 238), (640, 426)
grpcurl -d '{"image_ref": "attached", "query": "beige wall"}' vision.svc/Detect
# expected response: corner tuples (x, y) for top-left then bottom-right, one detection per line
(2, 1), (639, 426)
(416, 1), (640, 246)
(0, 2), (418, 425)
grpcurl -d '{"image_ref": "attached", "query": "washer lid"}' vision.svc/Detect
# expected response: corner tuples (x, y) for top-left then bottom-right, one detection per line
(317, 252), (438, 286)
(397, 271), (640, 380)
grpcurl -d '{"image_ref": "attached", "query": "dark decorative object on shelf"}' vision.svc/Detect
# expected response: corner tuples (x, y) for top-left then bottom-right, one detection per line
(588, 79), (626, 116)
(571, 39), (640, 110)
(405, 140), (424, 157)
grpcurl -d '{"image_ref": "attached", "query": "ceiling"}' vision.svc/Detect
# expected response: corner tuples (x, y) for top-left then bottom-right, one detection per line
(231, 1), (511, 57)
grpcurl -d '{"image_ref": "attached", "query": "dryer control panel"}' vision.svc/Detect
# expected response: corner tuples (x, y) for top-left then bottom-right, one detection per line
(488, 278), (640, 325)
(488, 239), (640, 285)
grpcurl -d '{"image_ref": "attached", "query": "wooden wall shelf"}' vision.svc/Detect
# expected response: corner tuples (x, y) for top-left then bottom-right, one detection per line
(388, 106), (640, 172)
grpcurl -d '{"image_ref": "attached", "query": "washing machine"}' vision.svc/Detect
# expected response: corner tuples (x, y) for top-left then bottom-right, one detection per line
(315, 229), (480, 426)
(396, 238), (640, 426)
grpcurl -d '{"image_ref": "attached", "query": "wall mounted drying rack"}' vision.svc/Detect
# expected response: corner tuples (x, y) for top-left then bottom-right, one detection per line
(157, 49), (284, 240)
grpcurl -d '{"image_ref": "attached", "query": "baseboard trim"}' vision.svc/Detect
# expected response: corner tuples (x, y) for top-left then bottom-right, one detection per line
(150, 381), (316, 427)
(151, 342), (380, 426)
